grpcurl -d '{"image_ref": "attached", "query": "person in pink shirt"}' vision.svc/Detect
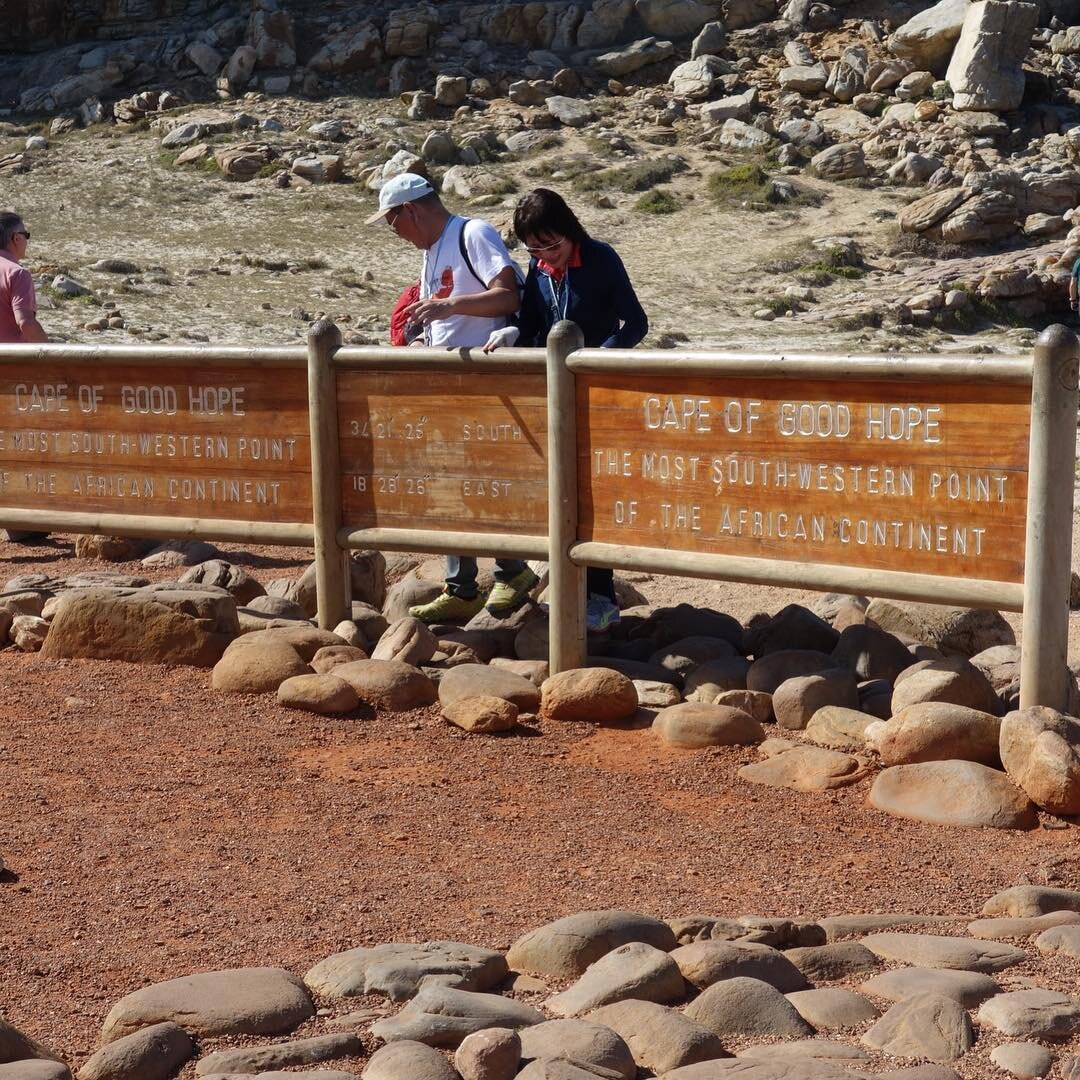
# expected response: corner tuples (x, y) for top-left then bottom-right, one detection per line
(0, 212), (47, 344)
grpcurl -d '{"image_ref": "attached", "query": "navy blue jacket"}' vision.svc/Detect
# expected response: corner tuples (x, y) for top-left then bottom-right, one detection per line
(516, 237), (647, 349)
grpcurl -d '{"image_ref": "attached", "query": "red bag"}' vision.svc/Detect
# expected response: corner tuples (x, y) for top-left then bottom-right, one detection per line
(390, 281), (421, 346)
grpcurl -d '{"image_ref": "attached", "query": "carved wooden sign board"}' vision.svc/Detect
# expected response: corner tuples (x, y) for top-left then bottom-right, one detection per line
(578, 374), (1032, 584)
(336, 371), (548, 535)
(0, 365), (313, 523)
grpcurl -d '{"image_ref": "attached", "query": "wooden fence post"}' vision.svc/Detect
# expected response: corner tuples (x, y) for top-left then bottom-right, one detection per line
(1020, 323), (1080, 710)
(547, 319), (586, 674)
(307, 319), (350, 631)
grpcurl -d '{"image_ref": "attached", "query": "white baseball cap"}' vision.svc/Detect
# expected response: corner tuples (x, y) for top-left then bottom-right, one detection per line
(365, 172), (435, 224)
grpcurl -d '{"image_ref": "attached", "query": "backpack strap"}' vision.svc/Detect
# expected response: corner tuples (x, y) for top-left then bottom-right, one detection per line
(457, 217), (486, 288)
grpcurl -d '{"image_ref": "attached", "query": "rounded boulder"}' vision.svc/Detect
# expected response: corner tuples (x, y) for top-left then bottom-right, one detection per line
(653, 702), (764, 748)
(999, 705), (1080, 814)
(443, 695), (519, 734)
(333, 659), (437, 712)
(211, 641), (312, 694)
(541, 668), (638, 724)
(277, 674), (359, 715)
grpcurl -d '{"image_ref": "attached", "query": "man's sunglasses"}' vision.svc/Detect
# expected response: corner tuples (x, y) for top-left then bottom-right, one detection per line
(14, 231), (29, 240)
(524, 237), (565, 255)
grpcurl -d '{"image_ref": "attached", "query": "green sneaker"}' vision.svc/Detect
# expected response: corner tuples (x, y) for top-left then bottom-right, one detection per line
(485, 568), (539, 615)
(409, 590), (485, 624)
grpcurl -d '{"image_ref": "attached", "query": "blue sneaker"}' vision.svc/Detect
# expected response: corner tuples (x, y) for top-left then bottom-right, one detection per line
(586, 594), (620, 633)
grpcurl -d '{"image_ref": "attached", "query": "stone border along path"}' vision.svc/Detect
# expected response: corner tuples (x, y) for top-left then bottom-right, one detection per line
(5, 888), (1080, 1079)
(8, 547), (1080, 828)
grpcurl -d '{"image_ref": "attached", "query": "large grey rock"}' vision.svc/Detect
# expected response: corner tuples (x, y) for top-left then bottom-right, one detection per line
(748, 604), (838, 658)
(811, 143), (868, 181)
(860, 967), (1001, 1007)
(831, 623), (914, 683)
(683, 977), (813, 1038)
(78, 1022), (193, 1080)
(869, 761), (1036, 829)
(859, 932), (1026, 973)
(441, 664), (541, 712)
(888, 0), (970, 73)
(371, 984), (545, 1047)
(546, 943), (685, 1016)
(785, 942), (880, 982)
(362, 1041), (458, 1079)
(671, 940), (807, 993)
(0, 1016), (64, 1066)
(180, 560), (265, 605)
(739, 746), (866, 792)
(771, 670), (859, 730)
(547, 96), (595, 127)
(212, 641), (311, 694)
(595, 37), (674, 78)
(683, 658), (750, 702)
(586, 1000), (728, 1074)
(508, 911), (676, 979)
(371, 616), (438, 666)
(654, 702), (763, 747)
(864, 600), (1013, 657)
(332, 659), (436, 711)
(977, 989), (1080, 1038)
(305, 941), (508, 1000)
(982, 886), (1080, 918)
(455, 1027), (521, 1080)
(518, 1020), (635, 1077)
(946, 1), (1039, 112)
(102, 967), (314, 1042)
(195, 1033), (362, 1076)
(779, 62), (829, 93)
(0, 1066), (70, 1080)
(1035, 923), (1080, 958)
(785, 988), (879, 1031)
(804, 707), (876, 750)
(990, 1042), (1053, 1080)
(862, 994), (974, 1062)
(970, 912), (1080, 940)
(869, 703), (1002, 766)
(746, 651), (833, 695)
(999, 705), (1080, 814)
(41, 589), (233, 666)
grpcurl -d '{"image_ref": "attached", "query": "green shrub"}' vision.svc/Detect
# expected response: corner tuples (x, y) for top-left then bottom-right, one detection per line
(634, 188), (680, 214)
(573, 157), (686, 194)
(707, 162), (771, 201)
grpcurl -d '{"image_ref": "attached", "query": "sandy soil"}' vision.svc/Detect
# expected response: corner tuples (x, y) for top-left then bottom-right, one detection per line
(2, 535), (1080, 1077)
(0, 95), (1034, 356)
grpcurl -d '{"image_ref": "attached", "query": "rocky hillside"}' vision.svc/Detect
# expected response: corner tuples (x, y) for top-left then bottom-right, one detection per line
(6, 0), (1080, 346)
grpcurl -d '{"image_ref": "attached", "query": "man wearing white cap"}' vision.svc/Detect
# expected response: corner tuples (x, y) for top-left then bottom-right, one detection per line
(368, 172), (537, 623)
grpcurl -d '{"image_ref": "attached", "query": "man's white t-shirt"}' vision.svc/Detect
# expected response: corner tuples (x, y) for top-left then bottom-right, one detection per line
(421, 216), (516, 348)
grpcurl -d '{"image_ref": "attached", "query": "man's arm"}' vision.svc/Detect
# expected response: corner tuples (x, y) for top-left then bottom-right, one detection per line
(405, 266), (519, 325)
(16, 314), (48, 343)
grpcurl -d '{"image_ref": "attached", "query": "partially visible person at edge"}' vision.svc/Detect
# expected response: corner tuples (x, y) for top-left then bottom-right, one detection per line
(1070, 253), (1080, 318)
(484, 186), (648, 633)
(0, 212), (49, 545)
(0, 213), (47, 345)
(366, 172), (538, 625)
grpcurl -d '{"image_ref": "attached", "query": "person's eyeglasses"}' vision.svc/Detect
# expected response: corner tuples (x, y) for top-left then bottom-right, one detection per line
(14, 231), (29, 241)
(525, 237), (565, 255)
(386, 205), (408, 230)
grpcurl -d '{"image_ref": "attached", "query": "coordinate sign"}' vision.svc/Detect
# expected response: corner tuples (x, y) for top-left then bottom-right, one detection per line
(579, 374), (1031, 584)
(337, 371), (547, 535)
(0, 364), (313, 523)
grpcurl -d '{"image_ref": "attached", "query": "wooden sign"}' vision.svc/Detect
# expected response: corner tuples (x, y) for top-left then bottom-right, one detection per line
(0, 364), (313, 523)
(579, 374), (1031, 583)
(337, 371), (547, 533)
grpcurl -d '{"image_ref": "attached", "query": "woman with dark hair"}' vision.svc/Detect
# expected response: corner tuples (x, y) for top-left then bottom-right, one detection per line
(485, 187), (648, 631)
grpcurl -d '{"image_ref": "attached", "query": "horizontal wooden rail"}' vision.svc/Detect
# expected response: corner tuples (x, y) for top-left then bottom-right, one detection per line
(567, 349), (1034, 383)
(333, 345), (546, 372)
(0, 344), (306, 367)
(337, 526), (548, 560)
(0, 508), (314, 546)
(569, 542), (1026, 612)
